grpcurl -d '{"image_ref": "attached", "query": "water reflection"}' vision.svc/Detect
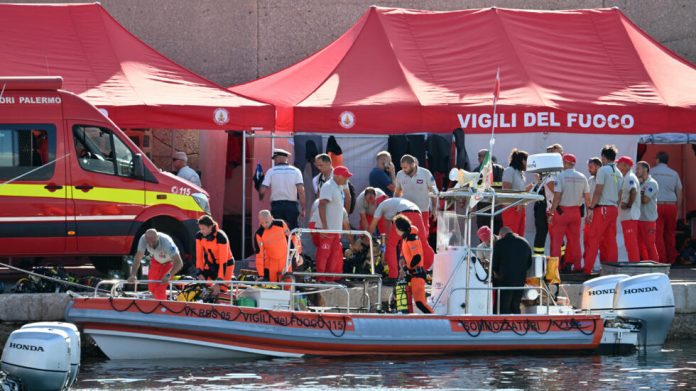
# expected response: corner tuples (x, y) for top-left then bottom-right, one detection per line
(73, 344), (696, 390)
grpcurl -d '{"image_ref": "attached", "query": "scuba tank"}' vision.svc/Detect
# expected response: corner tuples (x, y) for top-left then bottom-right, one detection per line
(394, 279), (409, 314)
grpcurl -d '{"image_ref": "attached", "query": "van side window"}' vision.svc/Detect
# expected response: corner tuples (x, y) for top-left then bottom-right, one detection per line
(0, 125), (56, 181)
(73, 126), (134, 178)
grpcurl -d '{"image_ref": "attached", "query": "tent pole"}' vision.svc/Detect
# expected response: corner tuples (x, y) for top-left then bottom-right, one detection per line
(271, 130), (275, 167)
(241, 130), (247, 260)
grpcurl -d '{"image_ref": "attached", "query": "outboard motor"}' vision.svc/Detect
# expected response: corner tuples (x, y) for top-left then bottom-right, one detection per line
(580, 274), (629, 312)
(1, 328), (72, 391)
(613, 273), (675, 347)
(22, 322), (81, 388)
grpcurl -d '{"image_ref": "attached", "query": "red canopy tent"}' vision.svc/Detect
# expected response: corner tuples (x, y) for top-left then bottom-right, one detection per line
(231, 6), (696, 135)
(0, 3), (273, 130)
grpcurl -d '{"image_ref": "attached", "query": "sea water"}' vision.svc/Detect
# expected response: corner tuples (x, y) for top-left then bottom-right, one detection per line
(72, 342), (696, 390)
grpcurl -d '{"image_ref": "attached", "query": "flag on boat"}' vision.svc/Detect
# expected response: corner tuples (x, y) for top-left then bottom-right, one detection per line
(492, 67), (500, 106)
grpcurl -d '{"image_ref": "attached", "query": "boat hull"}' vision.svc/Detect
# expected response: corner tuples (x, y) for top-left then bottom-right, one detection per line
(66, 298), (604, 359)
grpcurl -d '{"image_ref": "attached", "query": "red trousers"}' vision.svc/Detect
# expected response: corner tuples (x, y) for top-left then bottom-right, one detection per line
(584, 222), (609, 262)
(308, 222), (320, 247)
(621, 220), (640, 262)
(656, 203), (678, 263)
(315, 233), (343, 281)
(550, 206), (581, 270)
(583, 206), (618, 274)
(638, 221), (659, 261)
(148, 260), (173, 301)
(385, 211), (434, 278)
(502, 207), (526, 236)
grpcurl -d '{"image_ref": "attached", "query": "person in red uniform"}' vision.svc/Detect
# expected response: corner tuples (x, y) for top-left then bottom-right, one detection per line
(128, 229), (184, 300)
(548, 153), (590, 272)
(616, 156), (641, 262)
(195, 215), (235, 294)
(316, 166), (352, 281)
(584, 145), (622, 274)
(394, 214), (433, 314)
(254, 210), (301, 282)
(636, 161), (660, 261)
(356, 187), (388, 234)
(368, 197), (435, 279)
(502, 149), (534, 236)
(583, 157), (609, 262)
(651, 152), (683, 263)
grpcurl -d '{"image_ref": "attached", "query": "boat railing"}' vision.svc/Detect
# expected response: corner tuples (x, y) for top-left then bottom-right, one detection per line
(285, 228), (377, 275)
(437, 188), (544, 315)
(286, 272), (383, 312)
(448, 285), (556, 315)
(92, 279), (352, 313)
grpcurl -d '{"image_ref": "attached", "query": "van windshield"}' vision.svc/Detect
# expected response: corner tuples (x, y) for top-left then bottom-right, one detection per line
(73, 125), (134, 177)
(0, 124), (56, 181)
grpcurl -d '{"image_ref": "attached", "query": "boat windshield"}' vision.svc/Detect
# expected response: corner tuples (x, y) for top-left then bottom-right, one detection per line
(436, 209), (469, 250)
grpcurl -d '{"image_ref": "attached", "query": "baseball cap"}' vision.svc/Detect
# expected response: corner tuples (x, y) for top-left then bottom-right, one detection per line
(616, 155), (634, 167)
(562, 153), (576, 164)
(333, 165), (353, 178)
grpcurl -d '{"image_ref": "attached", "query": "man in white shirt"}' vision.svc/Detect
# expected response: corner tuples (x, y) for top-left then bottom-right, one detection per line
(128, 229), (183, 300)
(584, 145), (622, 274)
(616, 156), (641, 262)
(259, 149), (306, 230)
(172, 151), (201, 187)
(584, 157), (609, 262)
(651, 151), (683, 263)
(312, 153), (351, 212)
(395, 154), (438, 233)
(636, 161), (660, 261)
(315, 166), (352, 281)
(548, 153), (590, 272)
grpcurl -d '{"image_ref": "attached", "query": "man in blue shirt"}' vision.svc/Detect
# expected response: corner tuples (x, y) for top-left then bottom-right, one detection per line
(369, 151), (396, 197)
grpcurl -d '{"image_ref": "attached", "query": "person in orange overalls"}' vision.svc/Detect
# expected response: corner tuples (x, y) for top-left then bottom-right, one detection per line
(195, 215), (235, 294)
(394, 214), (433, 314)
(254, 210), (301, 282)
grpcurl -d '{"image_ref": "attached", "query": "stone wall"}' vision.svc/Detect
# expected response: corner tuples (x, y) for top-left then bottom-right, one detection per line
(9, 0), (696, 88)
(150, 129), (201, 172)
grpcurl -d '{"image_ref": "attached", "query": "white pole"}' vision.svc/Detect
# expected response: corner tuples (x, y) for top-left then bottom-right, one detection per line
(241, 131), (247, 259)
(271, 130), (275, 167)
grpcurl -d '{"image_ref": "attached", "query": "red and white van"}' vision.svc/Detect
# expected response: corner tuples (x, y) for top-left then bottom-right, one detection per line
(0, 77), (209, 272)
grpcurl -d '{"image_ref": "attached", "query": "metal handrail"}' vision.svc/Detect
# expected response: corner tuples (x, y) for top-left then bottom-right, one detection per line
(291, 272), (383, 312)
(285, 227), (376, 275)
(438, 188), (544, 314)
(447, 285), (555, 315)
(93, 279), (351, 313)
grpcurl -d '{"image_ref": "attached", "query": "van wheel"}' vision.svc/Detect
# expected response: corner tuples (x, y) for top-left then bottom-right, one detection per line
(91, 256), (126, 277)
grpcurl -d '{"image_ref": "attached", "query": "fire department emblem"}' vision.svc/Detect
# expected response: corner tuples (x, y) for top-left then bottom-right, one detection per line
(214, 108), (230, 125)
(339, 111), (355, 129)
